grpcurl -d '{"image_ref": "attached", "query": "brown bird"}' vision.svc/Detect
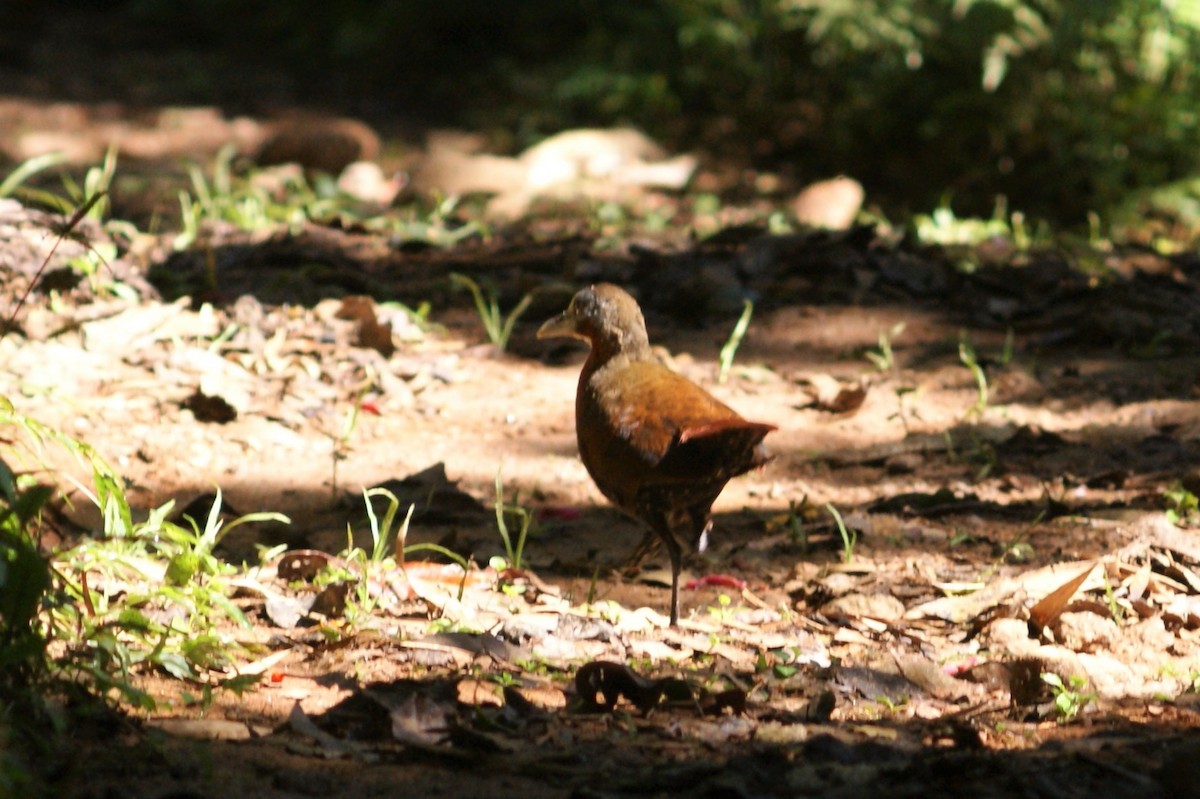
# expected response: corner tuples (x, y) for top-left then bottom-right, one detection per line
(538, 283), (776, 625)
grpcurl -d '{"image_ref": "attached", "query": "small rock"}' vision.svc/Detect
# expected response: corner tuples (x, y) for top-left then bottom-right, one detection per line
(790, 176), (864, 230)
(256, 116), (381, 175)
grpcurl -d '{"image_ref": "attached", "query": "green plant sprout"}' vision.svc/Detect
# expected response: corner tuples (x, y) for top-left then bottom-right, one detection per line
(450, 272), (533, 352)
(0, 396), (291, 712)
(586, 564), (601, 607)
(785, 498), (808, 551)
(174, 144), (322, 249)
(339, 488), (413, 615)
(1041, 673), (1096, 721)
(1000, 327), (1016, 366)
(865, 322), (906, 373)
(706, 593), (736, 623)
(490, 670), (520, 688)
(717, 299), (754, 384)
(887, 385), (920, 434)
(390, 194), (486, 247)
(329, 381), (372, 498)
(958, 335), (989, 418)
(3, 196), (103, 331)
(128, 530), (277, 678)
(60, 144), (117, 223)
(774, 662), (799, 679)
(2, 151), (145, 325)
(0, 152), (69, 200)
(359, 487), (415, 566)
(826, 503), (856, 563)
(58, 147), (143, 296)
(335, 488), (471, 619)
(492, 471), (535, 570)
(913, 200), (1041, 257)
(1102, 577), (1125, 624)
(1164, 481), (1199, 525)
(361, 486), (468, 571)
(167, 487), (289, 587)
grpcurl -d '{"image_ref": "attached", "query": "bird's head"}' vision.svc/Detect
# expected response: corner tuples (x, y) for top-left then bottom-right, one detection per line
(537, 283), (650, 355)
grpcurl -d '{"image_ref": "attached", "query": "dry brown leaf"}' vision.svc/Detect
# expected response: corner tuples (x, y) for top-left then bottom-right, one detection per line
(1123, 559), (1152, 603)
(387, 693), (451, 746)
(908, 558), (1105, 624)
(181, 388), (237, 423)
(287, 702), (363, 757)
(820, 592), (906, 622)
(793, 372), (868, 414)
(146, 718), (272, 741)
(506, 684), (567, 711)
(1028, 562), (1097, 633)
(456, 679), (503, 707)
(337, 295), (395, 356)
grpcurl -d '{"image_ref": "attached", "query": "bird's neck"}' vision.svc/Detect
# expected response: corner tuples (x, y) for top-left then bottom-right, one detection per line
(582, 330), (652, 379)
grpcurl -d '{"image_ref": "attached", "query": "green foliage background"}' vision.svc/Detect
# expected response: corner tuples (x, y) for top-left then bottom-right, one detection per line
(103, 0), (1200, 222)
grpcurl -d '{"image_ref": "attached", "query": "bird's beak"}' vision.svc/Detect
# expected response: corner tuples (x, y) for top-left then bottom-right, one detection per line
(536, 311), (579, 341)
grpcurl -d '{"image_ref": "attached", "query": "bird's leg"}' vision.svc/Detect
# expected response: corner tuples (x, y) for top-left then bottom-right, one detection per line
(652, 514), (685, 627)
(663, 531), (683, 627)
(623, 527), (661, 572)
(653, 509), (711, 626)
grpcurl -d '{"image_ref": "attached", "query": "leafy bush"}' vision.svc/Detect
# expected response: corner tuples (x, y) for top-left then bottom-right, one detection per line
(119, 0), (1200, 223)
(0, 457), (54, 712)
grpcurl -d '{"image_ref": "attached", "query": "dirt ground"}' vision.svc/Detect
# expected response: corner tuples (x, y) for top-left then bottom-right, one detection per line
(5, 190), (1200, 797)
(4, 17), (1200, 798)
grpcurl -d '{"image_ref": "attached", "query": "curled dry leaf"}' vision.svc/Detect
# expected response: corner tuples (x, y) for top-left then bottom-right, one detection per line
(793, 372), (867, 414)
(336, 295), (395, 356)
(576, 660), (668, 714)
(388, 693), (451, 747)
(287, 702), (363, 758)
(309, 581), (351, 619)
(181, 388), (237, 423)
(1028, 562), (1097, 635)
(457, 678), (503, 707)
(277, 549), (336, 581)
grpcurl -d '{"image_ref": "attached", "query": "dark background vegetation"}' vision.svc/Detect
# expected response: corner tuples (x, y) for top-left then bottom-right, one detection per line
(7, 0), (1196, 227)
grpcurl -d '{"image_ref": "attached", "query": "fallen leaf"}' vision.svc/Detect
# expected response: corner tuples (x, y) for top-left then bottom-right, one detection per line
(456, 678), (503, 707)
(146, 718), (271, 741)
(793, 372), (868, 414)
(309, 581), (351, 618)
(277, 550), (335, 581)
(287, 702), (363, 757)
(181, 388), (237, 423)
(1028, 562), (1096, 634)
(576, 660), (666, 714)
(387, 693), (450, 746)
(820, 592), (906, 622)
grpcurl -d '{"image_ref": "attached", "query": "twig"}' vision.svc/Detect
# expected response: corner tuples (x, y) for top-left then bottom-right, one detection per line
(5, 192), (106, 332)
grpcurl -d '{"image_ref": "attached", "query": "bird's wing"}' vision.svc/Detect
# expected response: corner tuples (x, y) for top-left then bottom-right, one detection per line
(594, 360), (772, 476)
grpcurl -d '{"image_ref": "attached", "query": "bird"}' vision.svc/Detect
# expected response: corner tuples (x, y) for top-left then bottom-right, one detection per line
(537, 283), (776, 625)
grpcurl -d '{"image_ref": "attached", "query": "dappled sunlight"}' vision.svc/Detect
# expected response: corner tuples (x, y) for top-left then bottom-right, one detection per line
(4, 3), (1200, 796)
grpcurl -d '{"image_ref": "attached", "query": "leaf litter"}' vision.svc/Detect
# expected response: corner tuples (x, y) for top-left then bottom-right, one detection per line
(4, 184), (1200, 797)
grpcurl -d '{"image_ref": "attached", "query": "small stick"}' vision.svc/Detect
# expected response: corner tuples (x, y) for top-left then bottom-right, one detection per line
(5, 191), (105, 331)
